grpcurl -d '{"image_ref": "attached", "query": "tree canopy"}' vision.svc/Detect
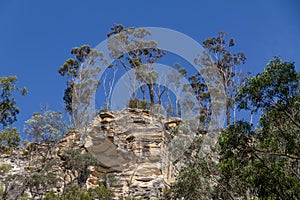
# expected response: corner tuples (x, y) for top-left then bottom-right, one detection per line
(0, 76), (27, 129)
(24, 109), (66, 142)
(171, 56), (300, 200)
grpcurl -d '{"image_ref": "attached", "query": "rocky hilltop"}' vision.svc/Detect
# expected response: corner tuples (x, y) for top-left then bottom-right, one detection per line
(0, 108), (188, 199)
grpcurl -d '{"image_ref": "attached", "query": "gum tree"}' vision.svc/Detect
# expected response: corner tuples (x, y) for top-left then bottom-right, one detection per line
(0, 127), (21, 150)
(59, 45), (105, 142)
(0, 76), (27, 128)
(24, 109), (66, 142)
(201, 32), (246, 125)
(0, 76), (26, 150)
(59, 45), (103, 115)
(218, 57), (300, 199)
(107, 24), (166, 105)
(172, 57), (300, 199)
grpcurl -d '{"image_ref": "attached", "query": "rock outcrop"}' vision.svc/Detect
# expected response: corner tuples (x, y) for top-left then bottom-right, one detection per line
(0, 108), (187, 199)
(85, 108), (178, 199)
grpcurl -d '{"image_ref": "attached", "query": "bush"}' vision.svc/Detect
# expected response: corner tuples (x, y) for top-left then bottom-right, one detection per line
(127, 98), (148, 109)
(28, 172), (58, 198)
(62, 149), (99, 187)
(23, 110), (66, 142)
(0, 127), (21, 150)
(0, 163), (12, 175)
(170, 155), (217, 200)
(43, 182), (113, 200)
(0, 184), (4, 197)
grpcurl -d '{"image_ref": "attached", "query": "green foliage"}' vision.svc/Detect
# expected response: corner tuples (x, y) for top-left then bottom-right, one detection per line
(219, 57), (300, 199)
(0, 163), (12, 175)
(0, 184), (3, 198)
(24, 109), (66, 142)
(171, 156), (217, 200)
(236, 56), (299, 113)
(170, 135), (218, 199)
(171, 57), (300, 200)
(62, 149), (99, 186)
(108, 24), (166, 105)
(59, 45), (104, 143)
(59, 45), (104, 115)
(93, 181), (114, 200)
(27, 172), (58, 198)
(127, 98), (149, 109)
(135, 64), (159, 85)
(23, 139), (29, 147)
(218, 57), (300, 199)
(60, 184), (94, 200)
(0, 76), (27, 128)
(188, 70), (211, 127)
(201, 32), (247, 125)
(0, 126), (21, 149)
(58, 45), (89, 114)
(217, 121), (256, 199)
(43, 182), (113, 200)
(20, 193), (31, 200)
(202, 32), (246, 69)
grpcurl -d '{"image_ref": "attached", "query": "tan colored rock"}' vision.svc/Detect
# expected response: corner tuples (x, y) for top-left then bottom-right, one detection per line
(0, 108), (184, 200)
(164, 118), (182, 129)
(99, 112), (115, 119)
(84, 108), (181, 199)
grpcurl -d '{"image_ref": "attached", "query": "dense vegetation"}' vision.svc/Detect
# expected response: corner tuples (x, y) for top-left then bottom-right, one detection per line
(1, 24), (299, 199)
(171, 57), (300, 199)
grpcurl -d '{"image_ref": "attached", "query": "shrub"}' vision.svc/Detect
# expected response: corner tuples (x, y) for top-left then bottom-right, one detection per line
(127, 98), (148, 109)
(0, 184), (4, 197)
(43, 182), (113, 200)
(24, 110), (66, 142)
(0, 163), (12, 175)
(0, 127), (21, 150)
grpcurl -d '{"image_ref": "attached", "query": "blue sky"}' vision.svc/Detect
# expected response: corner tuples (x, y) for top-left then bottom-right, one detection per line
(1, 0), (299, 137)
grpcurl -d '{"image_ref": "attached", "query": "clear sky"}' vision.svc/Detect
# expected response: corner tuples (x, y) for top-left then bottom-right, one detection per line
(1, 0), (299, 138)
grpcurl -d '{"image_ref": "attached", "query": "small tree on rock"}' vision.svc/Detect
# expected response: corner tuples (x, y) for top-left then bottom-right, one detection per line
(24, 109), (66, 142)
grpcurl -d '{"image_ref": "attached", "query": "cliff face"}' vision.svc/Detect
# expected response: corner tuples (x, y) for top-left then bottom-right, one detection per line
(85, 108), (183, 199)
(0, 131), (83, 199)
(0, 108), (183, 199)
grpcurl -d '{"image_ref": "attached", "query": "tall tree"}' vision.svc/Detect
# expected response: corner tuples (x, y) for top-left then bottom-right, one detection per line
(202, 32), (246, 125)
(59, 45), (104, 142)
(171, 57), (300, 199)
(59, 45), (103, 115)
(107, 24), (166, 105)
(59, 45), (91, 114)
(188, 72), (211, 130)
(0, 76), (27, 129)
(218, 57), (300, 199)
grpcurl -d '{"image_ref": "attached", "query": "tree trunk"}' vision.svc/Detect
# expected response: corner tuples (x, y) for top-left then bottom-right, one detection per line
(226, 98), (231, 126)
(148, 83), (155, 105)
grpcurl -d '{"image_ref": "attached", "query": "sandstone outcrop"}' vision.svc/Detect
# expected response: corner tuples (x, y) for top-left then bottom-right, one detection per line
(0, 108), (190, 199)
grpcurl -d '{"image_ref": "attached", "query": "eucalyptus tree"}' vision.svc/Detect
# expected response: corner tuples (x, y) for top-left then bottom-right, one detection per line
(59, 45), (106, 142)
(218, 57), (300, 199)
(172, 57), (300, 199)
(0, 76), (27, 129)
(0, 75), (26, 150)
(59, 45), (103, 115)
(24, 109), (66, 142)
(0, 127), (21, 149)
(199, 32), (246, 125)
(107, 24), (166, 105)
